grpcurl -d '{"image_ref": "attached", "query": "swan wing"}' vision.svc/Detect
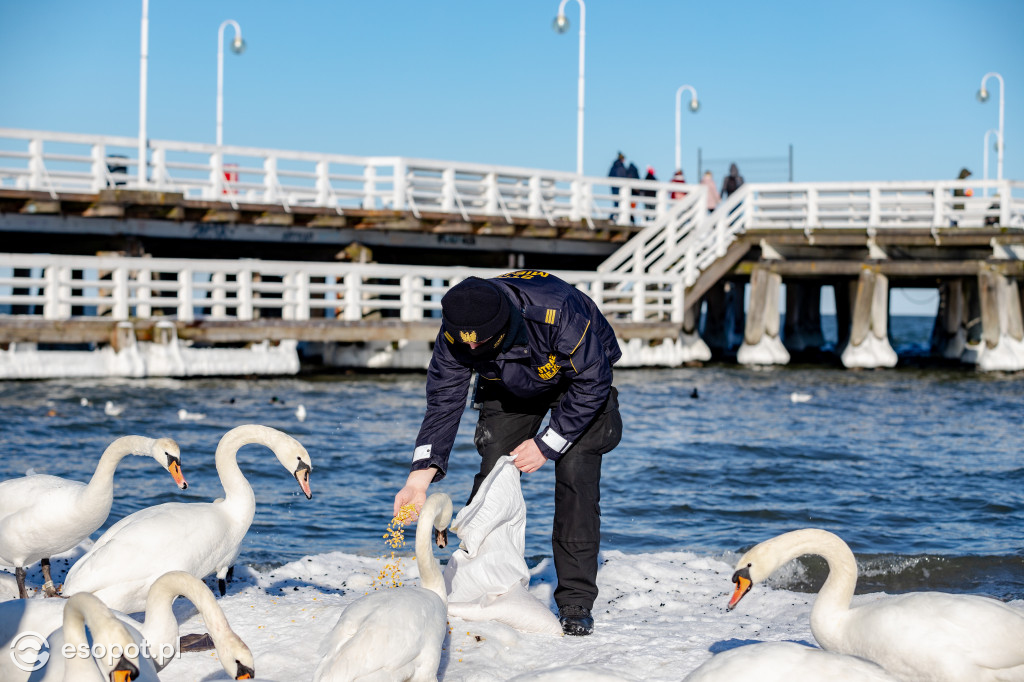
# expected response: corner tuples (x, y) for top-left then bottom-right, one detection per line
(838, 592), (1024, 677)
(0, 477), (92, 564)
(63, 502), (240, 612)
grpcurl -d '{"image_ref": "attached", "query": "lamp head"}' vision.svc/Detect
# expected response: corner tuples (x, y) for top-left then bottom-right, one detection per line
(552, 14), (570, 34)
(231, 36), (246, 55)
(977, 88), (989, 103)
(689, 97), (700, 113)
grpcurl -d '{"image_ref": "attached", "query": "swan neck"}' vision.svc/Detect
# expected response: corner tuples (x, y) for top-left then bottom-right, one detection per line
(84, 436), (147, 504)
(414, 498), (451, 603)
(63, 594), (122, 678)
(214, 427), (265, 505)
(143, 572), (232, 664)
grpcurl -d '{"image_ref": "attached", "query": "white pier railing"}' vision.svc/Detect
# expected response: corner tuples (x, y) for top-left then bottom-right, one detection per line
(0, 253), (685, 326)
(0, 128), (693, 229)
(602, 180), (1024, 278)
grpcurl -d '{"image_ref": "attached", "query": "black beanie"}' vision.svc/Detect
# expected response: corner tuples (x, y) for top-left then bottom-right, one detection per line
(441, 277), (510, 344)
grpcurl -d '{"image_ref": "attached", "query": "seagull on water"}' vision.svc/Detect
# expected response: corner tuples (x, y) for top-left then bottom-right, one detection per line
(104, 401), (125, 417)
(295, 404), (307, 422)
(790, 392), (812, 404)
(178, 408), (206, 421)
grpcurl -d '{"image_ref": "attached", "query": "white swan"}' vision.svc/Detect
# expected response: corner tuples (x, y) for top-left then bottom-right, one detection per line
(63, 424), (312, 613)
(0, 571), (253, 678)
(314, 492), (453, 682)
(0, 435), (186, 599)
(683, 641), (899, 681)
(728, 528), (1024, 682)
(1, 592), (154, 682)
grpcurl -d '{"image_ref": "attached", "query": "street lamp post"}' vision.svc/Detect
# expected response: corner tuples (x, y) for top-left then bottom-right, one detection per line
(217, 20), (246, 147)
(977, 72), (1004, 182)
(674, 85), (699, 173)
(553, 0), (585, 176)
(983, 128), (1001, 196)
(138, 0), (149, 186)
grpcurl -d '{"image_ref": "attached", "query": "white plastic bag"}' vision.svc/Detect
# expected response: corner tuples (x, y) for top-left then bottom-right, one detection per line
(443, 455), (562, 635)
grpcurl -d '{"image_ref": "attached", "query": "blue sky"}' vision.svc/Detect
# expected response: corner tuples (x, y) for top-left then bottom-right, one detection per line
(2, 0), (1021, 314)
(2, 0), (1020, 183)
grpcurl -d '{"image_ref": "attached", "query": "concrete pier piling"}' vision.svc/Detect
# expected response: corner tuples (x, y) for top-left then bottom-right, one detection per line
(737, 267), (789, 366)
(973, 269), (1024, 371)
(840, 267), (897, 369)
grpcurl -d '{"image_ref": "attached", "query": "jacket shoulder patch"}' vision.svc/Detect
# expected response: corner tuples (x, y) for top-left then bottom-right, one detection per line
(523, 305), (559, 325)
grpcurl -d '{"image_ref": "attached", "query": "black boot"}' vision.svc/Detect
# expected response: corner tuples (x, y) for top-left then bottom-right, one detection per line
(558, 604), (594, 636)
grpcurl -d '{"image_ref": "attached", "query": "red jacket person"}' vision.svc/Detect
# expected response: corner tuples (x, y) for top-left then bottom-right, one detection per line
(394, 270), (623, 635)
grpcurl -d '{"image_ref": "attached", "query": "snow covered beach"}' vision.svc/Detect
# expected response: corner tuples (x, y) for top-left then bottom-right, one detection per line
(0, 544), (857, 680)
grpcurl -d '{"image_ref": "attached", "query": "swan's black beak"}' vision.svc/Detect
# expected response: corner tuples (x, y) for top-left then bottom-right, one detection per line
(167, 456), (188, 490)
(294, 460), (312, 499)
(434, 527), (448, 549)
(234, 660), (255, 679)
(728, 566), (752, 611)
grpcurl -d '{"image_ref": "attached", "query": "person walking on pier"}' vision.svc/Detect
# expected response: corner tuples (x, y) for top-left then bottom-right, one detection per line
(608, 152), (627, 220)
(394, 272), (623, 637)
(701, 170), (721, 213)
(721, 162), (744, 200)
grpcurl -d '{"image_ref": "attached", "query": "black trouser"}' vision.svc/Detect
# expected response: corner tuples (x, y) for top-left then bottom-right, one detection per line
(470, 385), (622, 610)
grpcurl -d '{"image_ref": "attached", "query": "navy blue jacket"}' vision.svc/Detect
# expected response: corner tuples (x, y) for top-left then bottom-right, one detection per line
(411, 270), (621, 480)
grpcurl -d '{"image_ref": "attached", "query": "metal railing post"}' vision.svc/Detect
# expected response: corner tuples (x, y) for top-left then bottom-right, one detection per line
(150, 147), (167, 188)
(570, 177), (583, 221)
(91, 144), (107, 192)
(237, 269), (253, 321)
(484, 172), (499, 216)
(263, 156), (278, 204)
(441, 167), (456, 213)
(28, 138), (44, 191)
(211, 271), (226, 318)
(344, 272), (361, 321)
(363, 165), (377, 210)
(316, 160), (331, 207)
(178, 268), (194, 322)
(528, 175), (543, 219)
(210, 151), (224, 199)
(391, 159), (407, 211)
(136, 268), (152, 319)
(868, 187), (880, 226)
(112, 267), (129, 320)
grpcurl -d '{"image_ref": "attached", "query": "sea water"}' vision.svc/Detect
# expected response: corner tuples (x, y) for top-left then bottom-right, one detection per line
(0, 316), (1021, 601)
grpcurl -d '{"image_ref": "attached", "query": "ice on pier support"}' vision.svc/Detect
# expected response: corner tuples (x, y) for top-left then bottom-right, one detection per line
(840, 268), (897, 369)
(737, 268), (789, 366)
(782, 280), (826, 356)
(970, 270), (1024, 371)
(677, 300), (711, 364)
(320, 340), (434, 370)
(0, 322), (299, 379)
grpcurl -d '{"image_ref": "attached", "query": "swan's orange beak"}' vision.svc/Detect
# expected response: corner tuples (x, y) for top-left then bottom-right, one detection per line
(168, 459), (188, 490)
(728, 567), (752, 610)
(295, 463), (312, 500)
(110, 671), (132, 682)
(235, 674), (252, 680)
